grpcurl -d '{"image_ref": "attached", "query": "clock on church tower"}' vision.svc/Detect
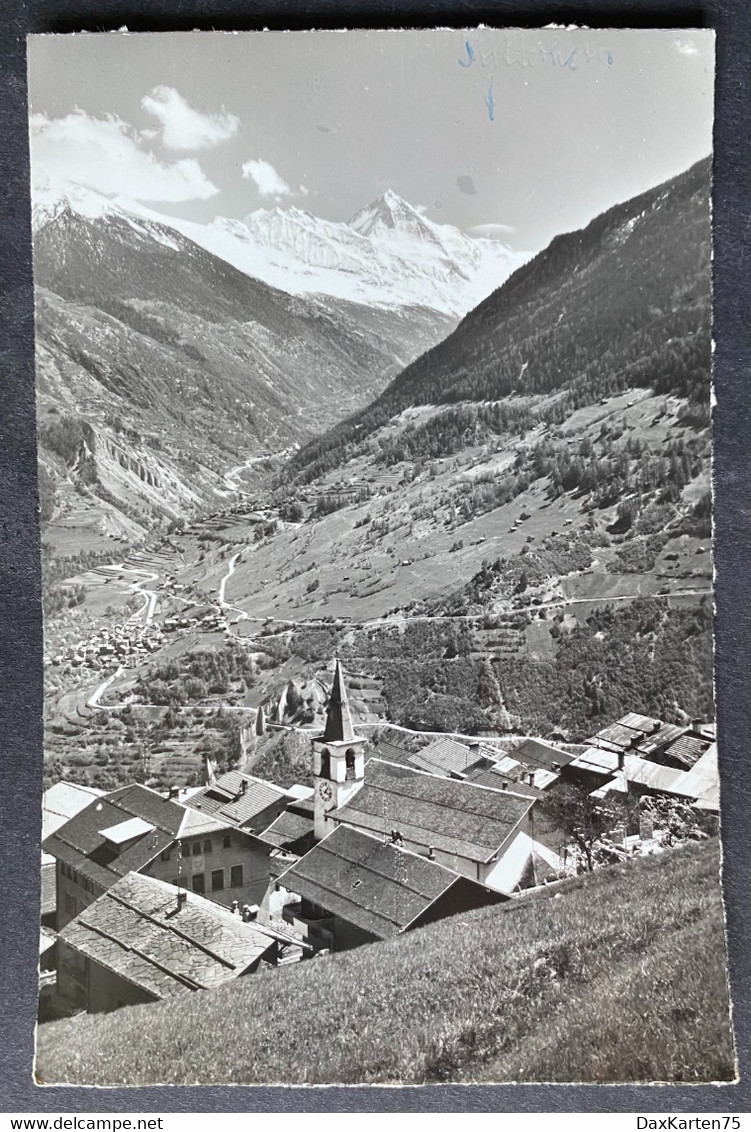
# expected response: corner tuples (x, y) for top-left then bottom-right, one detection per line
(312, 659), (366, 841)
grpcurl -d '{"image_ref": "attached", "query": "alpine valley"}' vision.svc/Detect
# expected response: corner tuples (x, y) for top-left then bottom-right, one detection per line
(38, 159), (713, 795)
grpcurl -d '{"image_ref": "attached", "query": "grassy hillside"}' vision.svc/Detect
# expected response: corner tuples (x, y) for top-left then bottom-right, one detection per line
(36, 839), (734, 1086)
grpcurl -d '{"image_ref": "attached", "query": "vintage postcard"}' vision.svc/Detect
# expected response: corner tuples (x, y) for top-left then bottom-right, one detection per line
(29, 28), (734, 1086)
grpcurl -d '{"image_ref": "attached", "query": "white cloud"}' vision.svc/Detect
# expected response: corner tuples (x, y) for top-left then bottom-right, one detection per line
(30, 111), (220, 201)
(242, 158), (294, 198)
(468, 222), (517, 240)
(674, 39), (700, 57)
(141, 86), (240, 151)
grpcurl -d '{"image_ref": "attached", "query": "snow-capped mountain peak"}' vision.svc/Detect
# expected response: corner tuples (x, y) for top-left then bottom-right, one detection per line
(32, 178), (121, 232)
(348, 190), (432, 237)
(31, 178), (530, 318)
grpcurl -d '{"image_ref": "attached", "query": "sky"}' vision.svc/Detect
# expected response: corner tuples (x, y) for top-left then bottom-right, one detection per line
(27, 28), (714, 253)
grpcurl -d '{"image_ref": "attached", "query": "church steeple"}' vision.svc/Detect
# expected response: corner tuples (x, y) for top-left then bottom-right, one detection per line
(322, 659), (356, 743)
(312, 659), (366, 841)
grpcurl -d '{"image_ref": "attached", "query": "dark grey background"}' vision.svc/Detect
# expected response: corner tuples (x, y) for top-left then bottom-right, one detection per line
(1, 0), (748, 1113)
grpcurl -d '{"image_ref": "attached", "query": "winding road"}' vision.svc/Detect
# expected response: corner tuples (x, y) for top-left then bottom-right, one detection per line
(86, 665), (126, 710)
(221, 447), (298, 494)
(218, 550), (249, 621)
(101, 563), (160, 626)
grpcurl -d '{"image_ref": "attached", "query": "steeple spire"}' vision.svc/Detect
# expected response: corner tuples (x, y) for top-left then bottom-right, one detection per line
(322, 659), (356, 743)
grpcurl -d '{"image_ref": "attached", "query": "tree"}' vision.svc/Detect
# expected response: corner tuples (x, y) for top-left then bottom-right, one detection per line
(539, 781), (624, 872)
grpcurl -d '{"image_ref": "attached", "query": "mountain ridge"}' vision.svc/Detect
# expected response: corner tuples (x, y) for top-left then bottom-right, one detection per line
(34, 179), (528, 317)
(284, 157), (711, 486)
(33, 192), (455, 553)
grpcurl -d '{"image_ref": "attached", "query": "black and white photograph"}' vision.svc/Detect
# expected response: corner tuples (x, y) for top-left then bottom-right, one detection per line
(28, 27), (735, 1086)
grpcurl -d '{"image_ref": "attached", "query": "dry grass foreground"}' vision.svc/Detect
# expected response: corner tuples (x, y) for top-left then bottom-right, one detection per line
(36, 839), (735, 1086)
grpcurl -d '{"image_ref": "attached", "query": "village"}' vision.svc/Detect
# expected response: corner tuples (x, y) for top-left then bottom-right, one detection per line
(39, 658), (719, 1019)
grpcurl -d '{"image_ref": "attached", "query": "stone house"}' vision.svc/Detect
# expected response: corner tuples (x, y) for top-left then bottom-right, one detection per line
(43, 782), (278, 931)
(276, 824), (506, 952)
(56, 872), (294, 1014)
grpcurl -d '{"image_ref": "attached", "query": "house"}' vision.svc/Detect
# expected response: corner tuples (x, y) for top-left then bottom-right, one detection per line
(43, 782), (277, 930)
(464, 764), (544, 798)
(407, 736), (490, 779)
(276, 824), (506, 952)
(41, 781), (105, 926)
(511, 737), (577, 774)
(590, 744), (720, 814)
(660, 729), (716, 772)
(369, 735), (503, 782)
(56, 872), (297, 1014)
(586, 713), (715, 767)
(184, 770), (291, 834)
(326, 758), (563, 893)
(561, 747), (624, 792)
(364, 739), (415, 768)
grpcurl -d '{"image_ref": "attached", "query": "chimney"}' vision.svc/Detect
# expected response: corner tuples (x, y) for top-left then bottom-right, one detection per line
(427, 847), (435, 860)
(617, 750), (625, 771)
(176, 888), (187, 911)
(243, 904), (260, 922)
(231, 900), (240, 916)
(168, 785), (179, 800)
(240, 779), (248, 795)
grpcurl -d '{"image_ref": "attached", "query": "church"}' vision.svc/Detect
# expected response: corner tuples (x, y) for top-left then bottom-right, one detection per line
(311, 659), (367, 841)
(274, 659), (564, 951)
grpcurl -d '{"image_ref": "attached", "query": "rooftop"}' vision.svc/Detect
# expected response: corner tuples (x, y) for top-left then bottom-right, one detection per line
(332, 759), (531, 863)
(567, 748), (622, 778)
(43, 783), (191, 891)
(59, 873), (280, 1000)
(463, 764), (543, 799)
(185, 771), (288, 831)
(42, 782), (106, 867)
(408, 736), (488, 778)
(277, 825), (499, 940)
(101, 817), (155, 845)
(259, 810), (315, 852)
(511, 738), (577, 772)
(588, 715), (685, 757)
(663, 732), (714, 770)
(671, 743), (719, 811)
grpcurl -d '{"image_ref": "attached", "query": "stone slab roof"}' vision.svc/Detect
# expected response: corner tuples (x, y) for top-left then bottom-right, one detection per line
(408, 736), (486, 778)
(259, 811), (315, 851)
(277, 825), (482, 940)
(42, 782), (106, 867)
(332, 759), (530, 864)
(43, 784), (189, 891)
(663, 733), (713, 769)
(185, 771), (287, 830)
(511, 738), (577, 771)
(59, 872), (279, 1000)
